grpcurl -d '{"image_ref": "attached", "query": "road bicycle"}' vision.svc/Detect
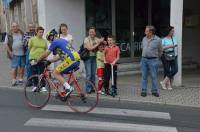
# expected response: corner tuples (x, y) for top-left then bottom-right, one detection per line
(24, 60), (99, 113)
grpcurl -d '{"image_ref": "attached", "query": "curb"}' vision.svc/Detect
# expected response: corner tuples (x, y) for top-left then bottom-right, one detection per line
(1, 85), (200, 109)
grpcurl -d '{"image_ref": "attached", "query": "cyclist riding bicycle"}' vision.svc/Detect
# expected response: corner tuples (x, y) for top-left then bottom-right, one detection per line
(35, 29), (80, 98)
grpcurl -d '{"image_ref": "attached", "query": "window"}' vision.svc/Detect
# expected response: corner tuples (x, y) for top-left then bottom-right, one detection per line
(133, 0), (170, 57)
(115, 0), (131, 58)
(152, 0), (170, 37)
(134, 0), (148, 57)
(86, 0), (112, 36)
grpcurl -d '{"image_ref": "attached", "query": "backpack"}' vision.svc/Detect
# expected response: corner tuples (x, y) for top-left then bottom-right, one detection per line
(78, 43), (89, 61)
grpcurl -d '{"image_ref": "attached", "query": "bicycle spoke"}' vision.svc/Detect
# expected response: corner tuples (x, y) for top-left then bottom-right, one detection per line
(67, 77), (99, 113)
(24, 75), (51, 108)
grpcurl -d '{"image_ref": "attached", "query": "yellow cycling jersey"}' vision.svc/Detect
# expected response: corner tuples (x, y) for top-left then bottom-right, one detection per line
(64, 51), (80, 63)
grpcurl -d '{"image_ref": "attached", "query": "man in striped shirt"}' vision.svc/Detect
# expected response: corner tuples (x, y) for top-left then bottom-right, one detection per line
(23, 23), (36, 82)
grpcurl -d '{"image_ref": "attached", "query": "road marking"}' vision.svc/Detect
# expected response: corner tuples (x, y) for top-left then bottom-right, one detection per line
(42, 105), (171, 120)
(24, 118), (177, 132)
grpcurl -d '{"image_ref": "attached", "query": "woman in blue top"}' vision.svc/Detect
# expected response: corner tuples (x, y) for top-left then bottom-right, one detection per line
(160, 26), (178, 90)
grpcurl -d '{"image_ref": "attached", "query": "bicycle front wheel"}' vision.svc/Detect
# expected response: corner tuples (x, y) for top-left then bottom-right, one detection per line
(67, 77), (99, 113)
(24, 75), (51, 108)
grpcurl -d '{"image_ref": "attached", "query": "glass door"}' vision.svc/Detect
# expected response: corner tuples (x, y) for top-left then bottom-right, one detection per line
(133, 0), (148, 59)
(85, 0), (170, 62)
(85, 0), (112, 37)
(151, 0), (170, 37)
(115, 0), (132, 62)
(133, 0), (170, 59)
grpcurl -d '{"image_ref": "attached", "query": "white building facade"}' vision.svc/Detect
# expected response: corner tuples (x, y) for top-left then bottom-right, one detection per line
(1, 0), (200, 86)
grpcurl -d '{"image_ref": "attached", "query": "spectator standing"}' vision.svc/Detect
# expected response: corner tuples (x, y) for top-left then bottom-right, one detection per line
(96, 43), (105, 94)
(54, 23), (73, 68)
(58, 23), (73, 48)
(160, 26), (178, 90)
(104, 35), (120, 96)
(140, 26), (162, 97)
(5, 22), (25, 86)
(23, 23), (36, 80)
(28, 26), (47, 75)
(83, 27), (102, 94)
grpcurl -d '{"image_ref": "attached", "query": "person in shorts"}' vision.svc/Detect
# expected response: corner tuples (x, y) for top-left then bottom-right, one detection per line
(96, 43), (105, 94)
(36, 29), (80, 98)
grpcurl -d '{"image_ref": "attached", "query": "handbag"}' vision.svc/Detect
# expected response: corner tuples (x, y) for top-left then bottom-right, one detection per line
(163, 37), (176, 61)
(78, 43), (90, 61)
(164, 51), (176, 61)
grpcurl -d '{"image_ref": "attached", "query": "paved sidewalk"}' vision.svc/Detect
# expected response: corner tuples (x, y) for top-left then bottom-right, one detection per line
(0, 44), (11, 88)
(0, 44), (200, 107)
(116, 72), (200, 108)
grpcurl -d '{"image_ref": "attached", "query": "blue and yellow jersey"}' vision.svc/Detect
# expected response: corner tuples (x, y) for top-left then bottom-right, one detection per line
(48, 39), (80, 62)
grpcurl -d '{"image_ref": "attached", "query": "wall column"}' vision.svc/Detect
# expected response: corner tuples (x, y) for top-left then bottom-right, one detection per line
(170, 0), (183, 86)
(37, 0), (46, 29)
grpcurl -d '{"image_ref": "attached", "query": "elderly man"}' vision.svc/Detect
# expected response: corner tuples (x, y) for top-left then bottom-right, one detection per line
(5, 22), (25, 86)
(140, 25), (163, 97)
(23, 23), (36, 81)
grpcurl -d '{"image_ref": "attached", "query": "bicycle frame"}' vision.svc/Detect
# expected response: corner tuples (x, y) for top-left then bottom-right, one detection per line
(25, 64), (99, 112)
(41, 67), (82, 95)
(67, 72), (82, 95)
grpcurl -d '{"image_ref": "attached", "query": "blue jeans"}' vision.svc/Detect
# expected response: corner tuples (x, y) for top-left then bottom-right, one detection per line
(25, 50), (32, 79)
(140, 57), (160, 93)
(84, 56), (96, 92)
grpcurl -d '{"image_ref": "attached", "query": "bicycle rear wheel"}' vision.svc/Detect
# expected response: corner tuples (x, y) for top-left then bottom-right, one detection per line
(67, 77), (99, 113)
(24, 75), (51, 108)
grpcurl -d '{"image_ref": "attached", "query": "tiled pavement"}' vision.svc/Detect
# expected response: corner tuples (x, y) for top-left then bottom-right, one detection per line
(0, 44), (200, 107)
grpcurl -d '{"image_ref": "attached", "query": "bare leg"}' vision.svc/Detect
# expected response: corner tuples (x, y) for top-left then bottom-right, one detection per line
(163, 76), (169, 84)
(53, 70), (73, 97)
(167, 79), (173, 90)
(11, 68), (17, 85)
(18, 67), (24, 80)
(170, 78), (174, 86)
(53, 70), (65, 85)
(160, 76), (169, 89)
(98, 77), (103, 91)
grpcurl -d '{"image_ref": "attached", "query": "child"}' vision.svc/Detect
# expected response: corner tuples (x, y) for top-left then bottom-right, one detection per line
(96, 43), (105, 94)
(104, 35), (120, 97)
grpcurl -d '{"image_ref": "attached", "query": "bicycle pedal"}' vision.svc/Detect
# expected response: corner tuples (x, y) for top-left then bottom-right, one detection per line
(55, 93), (69, 102)
(59, 96), (68, 102)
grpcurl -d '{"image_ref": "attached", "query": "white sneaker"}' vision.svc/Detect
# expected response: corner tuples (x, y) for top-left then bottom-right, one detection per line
(41, 87), (47, 92)
(65, 86), (74, 97)
(168, 87), (173, 90)
(18, 79), (23, 84)
(32, 87), (37, 92)
(160, 81), (167, 90)
(98, 90), (105, 95)
(12, 79), (17, 86)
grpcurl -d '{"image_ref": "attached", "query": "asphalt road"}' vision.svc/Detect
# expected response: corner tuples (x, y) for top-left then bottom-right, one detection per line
(0, 88), (200, 132)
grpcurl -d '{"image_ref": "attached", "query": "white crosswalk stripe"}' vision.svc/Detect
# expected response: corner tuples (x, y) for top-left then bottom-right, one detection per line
(42, 104), (171, 120)
(25, 118), (178, 132)
(24, 104), (178, 132)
